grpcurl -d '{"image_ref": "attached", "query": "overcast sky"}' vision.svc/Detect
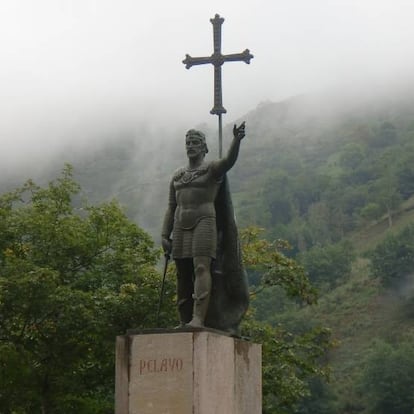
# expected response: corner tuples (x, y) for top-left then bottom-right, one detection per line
(1, 0), (414, 169)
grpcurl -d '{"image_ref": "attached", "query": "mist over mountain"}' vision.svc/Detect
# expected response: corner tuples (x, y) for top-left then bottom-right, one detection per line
(2, 80), (414, 242)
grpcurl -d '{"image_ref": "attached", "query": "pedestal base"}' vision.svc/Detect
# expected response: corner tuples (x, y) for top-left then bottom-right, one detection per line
(115, 329), (261, 414)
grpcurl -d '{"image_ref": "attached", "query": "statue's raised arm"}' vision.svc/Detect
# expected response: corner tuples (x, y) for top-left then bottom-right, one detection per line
(210, 122), (246, 178)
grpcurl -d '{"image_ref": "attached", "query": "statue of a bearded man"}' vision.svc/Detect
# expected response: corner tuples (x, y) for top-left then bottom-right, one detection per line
(161, 123), (249, 336)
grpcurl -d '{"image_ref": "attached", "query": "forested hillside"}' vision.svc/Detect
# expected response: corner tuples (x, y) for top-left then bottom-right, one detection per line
(2, 85), (414, 413)
(233, 88), (414, 413)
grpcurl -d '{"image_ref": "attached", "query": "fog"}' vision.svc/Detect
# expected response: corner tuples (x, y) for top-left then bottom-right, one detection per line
(1, 0), (414, 177)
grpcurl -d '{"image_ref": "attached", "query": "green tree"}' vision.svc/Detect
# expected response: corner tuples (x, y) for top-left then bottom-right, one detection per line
(262, 172), (294, 226)
(359, 340), (414, 414)
(359, 202), (382, 223)
(367, 121), (397, 148)
(369, 174), (402, 228)
(243, 320), (332, 414)
(305, 202), (334, 245)
(396, 146), (414, 199)
(368, 223), (414, 288)
(291, 173), (329, 216)
(298, 241), (355, 289)
(241, 227), (318, 305)
(0, 165), (175, 413)
(240, 227), (333, 414)
(339, 143), (365, 171)
(397, 162), (414, 199)
(296, 377), (337, 414)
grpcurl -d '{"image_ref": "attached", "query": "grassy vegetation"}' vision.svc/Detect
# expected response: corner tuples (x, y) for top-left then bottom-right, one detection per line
(351, 195), (414, 253)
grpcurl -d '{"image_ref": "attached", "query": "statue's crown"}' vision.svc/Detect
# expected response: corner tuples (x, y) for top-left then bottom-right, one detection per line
(186, 129), (205, 140)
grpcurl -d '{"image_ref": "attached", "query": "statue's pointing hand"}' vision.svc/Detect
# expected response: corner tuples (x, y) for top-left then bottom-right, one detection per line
(233, 121), (246, 141)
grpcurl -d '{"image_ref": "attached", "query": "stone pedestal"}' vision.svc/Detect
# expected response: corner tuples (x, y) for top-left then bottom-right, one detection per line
(115, 329), (261, 414)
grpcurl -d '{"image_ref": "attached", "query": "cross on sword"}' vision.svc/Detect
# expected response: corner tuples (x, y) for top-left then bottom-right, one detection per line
(183, 14), (253, 158)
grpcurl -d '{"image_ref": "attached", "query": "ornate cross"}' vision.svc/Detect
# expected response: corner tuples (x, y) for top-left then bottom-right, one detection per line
(183, 14), (253, 157)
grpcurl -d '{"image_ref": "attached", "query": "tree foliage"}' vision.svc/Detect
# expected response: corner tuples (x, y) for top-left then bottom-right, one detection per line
(243, 320), (332, 414)
(359, 339), (414, 414)
(298, 241), (355, 289)
(0, 165), (175, 413)
(241, 226), (318, 304)
(0, 169), (335, 414)
(368, 223), (414, 288)
(240, 227), (333, 414)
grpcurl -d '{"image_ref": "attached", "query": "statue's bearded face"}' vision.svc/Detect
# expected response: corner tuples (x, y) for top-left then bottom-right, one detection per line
(186, 136), (205, 158)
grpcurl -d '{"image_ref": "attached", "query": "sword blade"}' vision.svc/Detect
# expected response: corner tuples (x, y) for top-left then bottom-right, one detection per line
(156, 254), (170, 325)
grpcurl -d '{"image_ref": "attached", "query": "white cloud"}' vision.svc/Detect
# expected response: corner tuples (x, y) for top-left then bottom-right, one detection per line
(1, 0), (414, 171)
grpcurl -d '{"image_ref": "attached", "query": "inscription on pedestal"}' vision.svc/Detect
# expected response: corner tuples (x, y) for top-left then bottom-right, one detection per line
(129, 333), (193, 414)
(138, 358), (184, 375)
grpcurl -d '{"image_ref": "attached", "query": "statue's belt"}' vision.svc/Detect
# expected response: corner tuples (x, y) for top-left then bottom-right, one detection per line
(175, 215), (216, 230)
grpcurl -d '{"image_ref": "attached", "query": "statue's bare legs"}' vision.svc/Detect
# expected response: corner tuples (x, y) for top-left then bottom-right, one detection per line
(175, 257), (212, 328)
(187, 256), (212, 328)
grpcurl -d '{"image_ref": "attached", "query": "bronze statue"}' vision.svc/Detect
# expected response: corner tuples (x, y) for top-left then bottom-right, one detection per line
(161, 123), (249, 335)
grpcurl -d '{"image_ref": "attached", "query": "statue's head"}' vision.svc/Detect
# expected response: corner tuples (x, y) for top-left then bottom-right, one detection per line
(185, 129), (209, 158)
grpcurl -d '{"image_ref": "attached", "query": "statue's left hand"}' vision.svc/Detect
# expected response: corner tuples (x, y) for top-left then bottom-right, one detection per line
(162, 238), (172, 257)
(233, 121), (246, 141)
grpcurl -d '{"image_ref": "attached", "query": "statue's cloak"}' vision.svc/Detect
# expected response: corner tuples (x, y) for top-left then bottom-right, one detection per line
(205, 175), (249, 336)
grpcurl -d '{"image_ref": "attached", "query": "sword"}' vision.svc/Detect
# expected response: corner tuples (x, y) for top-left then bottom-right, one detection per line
(156, 253), (170, 325)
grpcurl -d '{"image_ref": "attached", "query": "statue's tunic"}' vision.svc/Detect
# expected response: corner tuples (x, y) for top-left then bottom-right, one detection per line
(168, 162), (222, 259)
